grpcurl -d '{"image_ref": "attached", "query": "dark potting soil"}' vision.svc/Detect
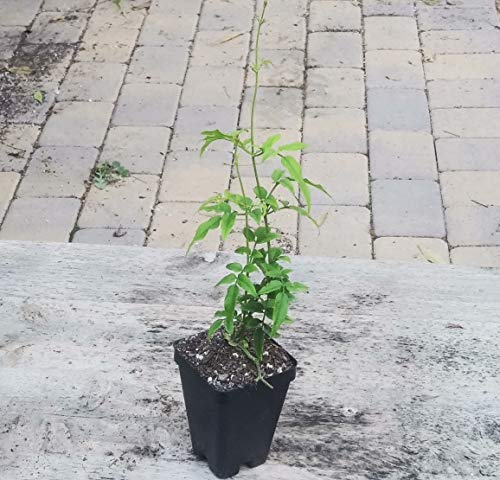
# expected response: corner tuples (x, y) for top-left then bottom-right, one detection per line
(175, 331), (295, 392)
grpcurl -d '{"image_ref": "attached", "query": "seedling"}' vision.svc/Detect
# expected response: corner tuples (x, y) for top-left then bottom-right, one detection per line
(92, 161), (130, 189)
(188, 0), (330, 385)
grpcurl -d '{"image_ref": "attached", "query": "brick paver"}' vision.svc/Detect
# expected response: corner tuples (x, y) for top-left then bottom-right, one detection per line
(1, 0), (500, 268)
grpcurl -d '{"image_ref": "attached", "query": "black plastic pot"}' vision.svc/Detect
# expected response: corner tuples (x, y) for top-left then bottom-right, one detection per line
(174, 341), (297, 478)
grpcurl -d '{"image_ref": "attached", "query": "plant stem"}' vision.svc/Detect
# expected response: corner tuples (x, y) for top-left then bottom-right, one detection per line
(233, 146), (250, 263)
(249, 1), (272, 261)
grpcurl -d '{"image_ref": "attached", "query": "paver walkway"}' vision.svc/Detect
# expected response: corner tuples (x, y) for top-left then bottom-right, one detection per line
(1, 0), (500, 267)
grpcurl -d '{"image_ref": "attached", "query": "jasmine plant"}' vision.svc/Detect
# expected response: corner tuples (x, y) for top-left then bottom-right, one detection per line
(188, 0), (330, 385)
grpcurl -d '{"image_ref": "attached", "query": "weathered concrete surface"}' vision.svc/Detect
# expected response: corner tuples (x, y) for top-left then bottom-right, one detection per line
(0, 241), (499, 479)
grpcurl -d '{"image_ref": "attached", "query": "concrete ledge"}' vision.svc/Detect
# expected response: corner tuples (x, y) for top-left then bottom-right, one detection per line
(0, 241), (499, 478)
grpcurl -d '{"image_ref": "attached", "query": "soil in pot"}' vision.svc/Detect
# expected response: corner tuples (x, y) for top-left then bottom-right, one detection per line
(174, 331), (297, 478)
(175, 330), (295, 392)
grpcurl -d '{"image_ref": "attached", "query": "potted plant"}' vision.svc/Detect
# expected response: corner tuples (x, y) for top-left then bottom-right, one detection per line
(173, 1), (329, 477)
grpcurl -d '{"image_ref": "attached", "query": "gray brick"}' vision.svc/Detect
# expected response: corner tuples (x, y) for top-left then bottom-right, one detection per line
(304, 108), (367, 154)
(39, 102), (114, 147)
(366, 50), (425, 90)
(368, 89), (431, 132)
(182, 66), (244, 106)
(191, 31), (250, 67)
(72, 228), (146, 246)
(0, 198), (80, 242)
(441, 171), (500, 207)
(365, 17), (419, 51)
(436, 138), (500, 171)
(308, 32), (362, 68)
(78, 175), (159, 229)
(425, 54), (500, 80)
(372, 180), (445, 237)
(259, 16), (306, 50)
(0, 0), (43, 26)
(375, 237), (450, 263)
(0, 125), (39, 172)
(17, 146), (98, 198)
(149, 0), (202, 16)
(0, 172), (20, 223)
(198, 0), (253, 32)
(302, 153), (369, 206)
(86, 0), (144, 30)
(101, 126), (171, 174)
(113, 84), (181, 127)
(248, 49), (305, 88)
(451, 247), (500, 268)
(1, 82), (58, 125)
(58, 62), (126, 102)
(370, 131), (438, 180)
(26, 12), (88, 44)
(14, 43), (74, 83)
(428, 79), (500, 108)
(363, 0), (414, 16)
(432, 108), (500, 138)
(446, 206), (500, 246)
(148, 201), (221, 251)
(138, 14), (197, 47)
(309, 1), (361, 32)
(306, 68), (364, 108)
(159, 151), (231, 202)
(0, 27), (24, 60)
(422, 30), (500, 56)
(127, 46), (189, 85)
(240, 87), (303, 129)
(299, 205), (372, 258)
(417, 6), (498, 31)
(77, 26), (140, 63)
(42, 0), (95, 11)
(170, 106), (239, 151)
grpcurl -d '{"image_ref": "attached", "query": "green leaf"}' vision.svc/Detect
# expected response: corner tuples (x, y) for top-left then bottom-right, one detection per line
(216, 273), (236, 286)
(243, 263), (259, 274)
(254, 328), (265, 362)
(226, 262), (243, 272)
(268, 247), (283, 263)
(279, 178), (295, 196)
(259, 280), (283, 295)
(243, 227), (255, 242)
(286, 205), (321, 227)
(237, 274), (258, 297)
(261, 134), (281, 151)
(224, 285), (239, 334)
(287, 281), (309, 293)
(299, 181), (312, 213)
(208, 318), (223, 339)
(281, 155), (302, 182)
(254, 185), (268, 199)
(271, 169), (285, 183)
(33, 90), (44, 104)
(235, 246), (251, 255)
(278, 142), (307, 152)
(255, 226), (279, 244)
(265, 195), (279, 211)
(187, 216), (221, 253)
(271, 292), (289, 337)
(304, 178), (332, 198)
(221, 211), (237, 240)
(249, 208), (262, 224)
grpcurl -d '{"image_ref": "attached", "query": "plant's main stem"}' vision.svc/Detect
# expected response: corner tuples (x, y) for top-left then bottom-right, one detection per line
(249, 1), (272, 261)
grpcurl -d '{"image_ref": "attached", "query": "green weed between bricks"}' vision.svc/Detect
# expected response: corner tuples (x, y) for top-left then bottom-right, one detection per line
(187, 0), (331, 387)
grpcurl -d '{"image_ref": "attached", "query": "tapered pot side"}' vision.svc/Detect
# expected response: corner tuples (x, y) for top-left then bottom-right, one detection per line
(174, 338), (297, 479)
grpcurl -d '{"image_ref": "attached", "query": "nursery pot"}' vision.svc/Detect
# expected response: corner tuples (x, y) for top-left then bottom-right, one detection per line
(174, 339), (297, 479)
